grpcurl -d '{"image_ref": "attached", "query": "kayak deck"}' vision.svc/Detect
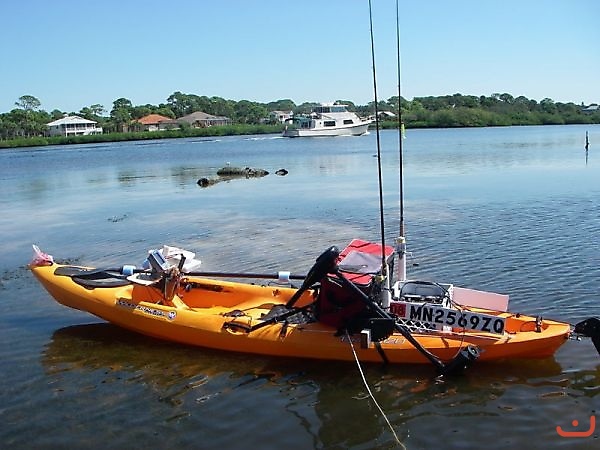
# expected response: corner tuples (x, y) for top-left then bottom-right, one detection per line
(31, 264), (571, 365)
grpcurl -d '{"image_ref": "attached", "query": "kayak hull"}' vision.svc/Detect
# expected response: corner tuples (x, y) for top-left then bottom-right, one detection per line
(31, 264), (571, 364)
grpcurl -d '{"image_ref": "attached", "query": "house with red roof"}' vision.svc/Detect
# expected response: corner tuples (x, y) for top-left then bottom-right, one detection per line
(135, 114), (172, 131)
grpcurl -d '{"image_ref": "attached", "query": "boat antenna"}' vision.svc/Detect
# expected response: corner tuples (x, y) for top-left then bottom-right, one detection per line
(368, 0), (391, 308)
(395, 0), (407, 281)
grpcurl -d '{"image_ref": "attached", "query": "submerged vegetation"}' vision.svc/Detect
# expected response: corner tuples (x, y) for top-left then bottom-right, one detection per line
(1, 92), (598, 148)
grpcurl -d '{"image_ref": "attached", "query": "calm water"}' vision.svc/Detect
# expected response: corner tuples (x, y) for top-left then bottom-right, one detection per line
(1, 125), (599, 449)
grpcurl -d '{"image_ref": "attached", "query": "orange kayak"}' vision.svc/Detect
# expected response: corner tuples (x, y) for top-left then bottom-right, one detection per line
(30, 262), (571, 365)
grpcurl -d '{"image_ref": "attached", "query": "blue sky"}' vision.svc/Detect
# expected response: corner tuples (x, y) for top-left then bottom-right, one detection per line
(1, 0), (598, 114)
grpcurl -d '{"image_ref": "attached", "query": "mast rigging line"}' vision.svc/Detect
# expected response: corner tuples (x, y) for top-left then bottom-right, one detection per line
(368, 0), (388, 270)
(396, 0), (405, 239)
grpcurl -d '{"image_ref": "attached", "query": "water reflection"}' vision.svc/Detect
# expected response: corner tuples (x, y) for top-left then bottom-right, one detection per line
(4, 125), (600, 448)
(170, 166), (211, 188)
(16, 178), (51, 203)
(41, 323), (585, 448)
(586, 148), (589, 165)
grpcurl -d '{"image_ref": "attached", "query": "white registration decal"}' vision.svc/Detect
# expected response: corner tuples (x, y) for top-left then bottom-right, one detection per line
(390, 301), (505, 335)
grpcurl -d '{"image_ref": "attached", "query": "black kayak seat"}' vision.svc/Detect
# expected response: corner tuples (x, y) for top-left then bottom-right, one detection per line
(54, 266), (132, 289)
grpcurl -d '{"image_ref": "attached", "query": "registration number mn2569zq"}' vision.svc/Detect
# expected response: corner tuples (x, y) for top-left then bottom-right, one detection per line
(390, 301), (506, 335)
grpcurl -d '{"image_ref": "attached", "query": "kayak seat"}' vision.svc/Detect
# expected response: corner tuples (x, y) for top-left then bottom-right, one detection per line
(54, 266), (132, 289)
(399, 281), (446, 304)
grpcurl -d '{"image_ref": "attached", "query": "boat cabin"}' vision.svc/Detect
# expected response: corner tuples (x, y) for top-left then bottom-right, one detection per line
(313, 104), (350, 114)
(283, 102), (371, 137)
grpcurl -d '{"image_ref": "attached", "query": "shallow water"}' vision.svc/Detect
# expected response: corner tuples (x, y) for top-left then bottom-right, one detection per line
(1, 125), (599, 449)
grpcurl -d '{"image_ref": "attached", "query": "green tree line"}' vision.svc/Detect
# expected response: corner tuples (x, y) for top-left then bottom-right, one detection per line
(1, 92), (598, 147)
(380, 93), (600, 128)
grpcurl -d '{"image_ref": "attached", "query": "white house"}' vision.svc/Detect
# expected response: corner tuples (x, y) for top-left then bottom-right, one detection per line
(47, 115), (103, 137)
(269, 110), (294, 123)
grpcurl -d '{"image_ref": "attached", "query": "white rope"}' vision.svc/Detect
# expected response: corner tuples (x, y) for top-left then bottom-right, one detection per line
(346, 330), (406, 448)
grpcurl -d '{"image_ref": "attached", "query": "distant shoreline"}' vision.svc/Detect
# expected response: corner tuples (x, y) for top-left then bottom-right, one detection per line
(0, 124), (284, 149)
(1, 121), (597, 149)
(3, 92), (598, 149)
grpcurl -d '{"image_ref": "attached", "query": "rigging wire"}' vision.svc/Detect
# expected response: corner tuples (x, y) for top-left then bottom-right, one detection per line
(368, 0), (388, 270)
(346, 330), (405, 448)
(358, 5), (406, 447)
(396, 0), (405, 239)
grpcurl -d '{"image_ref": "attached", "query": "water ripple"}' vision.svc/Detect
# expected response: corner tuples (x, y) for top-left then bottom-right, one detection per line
(2, 126), (600, 449)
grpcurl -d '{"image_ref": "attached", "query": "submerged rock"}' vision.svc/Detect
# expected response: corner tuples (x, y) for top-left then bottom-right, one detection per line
(197, 177), (217, 187)
(275, 169), (288, 176)
(216, 166), (269, 177)
(197, 166), (277, 188)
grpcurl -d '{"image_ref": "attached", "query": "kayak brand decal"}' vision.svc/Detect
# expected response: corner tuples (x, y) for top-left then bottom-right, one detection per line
(116, 298), (176, 321)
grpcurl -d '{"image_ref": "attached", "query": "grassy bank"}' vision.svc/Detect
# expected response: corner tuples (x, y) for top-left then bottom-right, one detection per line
(0, 124), (284, 149)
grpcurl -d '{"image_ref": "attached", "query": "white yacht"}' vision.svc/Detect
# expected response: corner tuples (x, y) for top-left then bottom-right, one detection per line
(282, 103), (372, 137)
